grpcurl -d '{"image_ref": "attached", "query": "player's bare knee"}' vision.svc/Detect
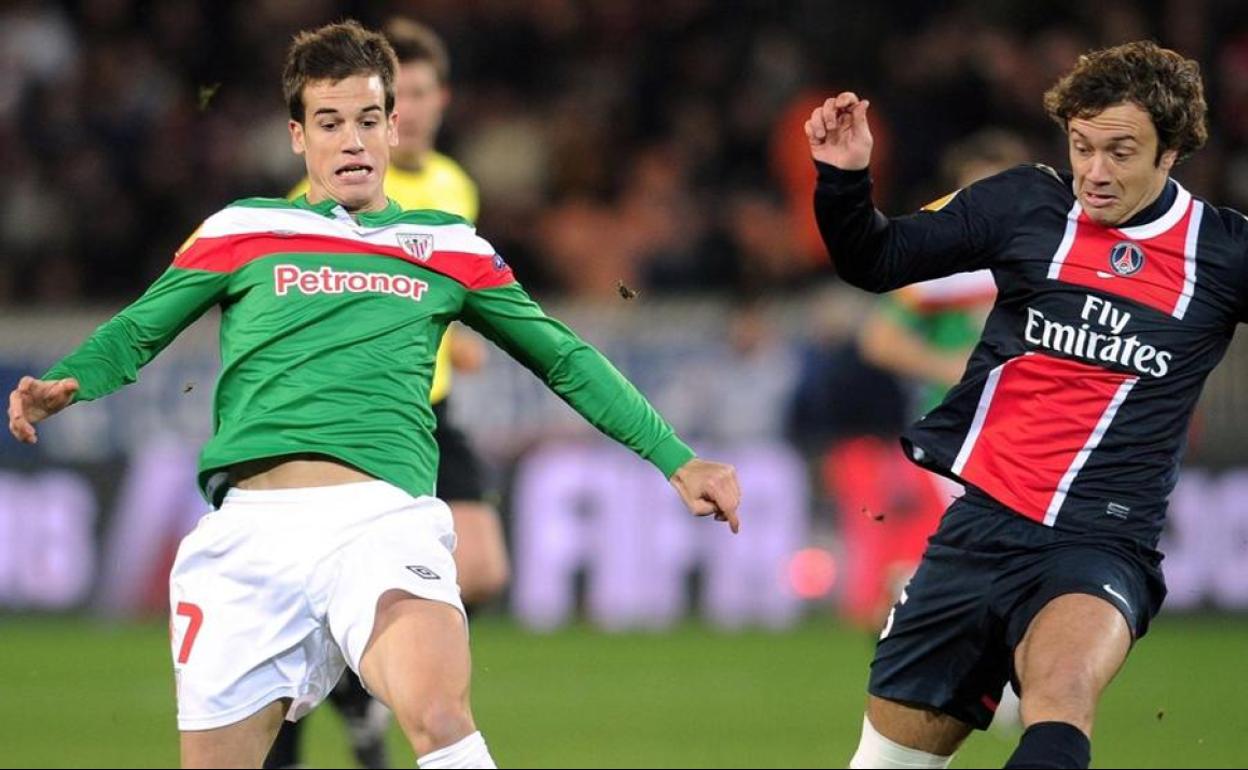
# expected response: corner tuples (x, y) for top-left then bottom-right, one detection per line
(1019, 676), (1098, 731)
(396, 695), (475, 753)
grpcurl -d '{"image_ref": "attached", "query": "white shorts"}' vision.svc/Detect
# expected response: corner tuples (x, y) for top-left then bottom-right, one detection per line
(169, 480), (464, 731)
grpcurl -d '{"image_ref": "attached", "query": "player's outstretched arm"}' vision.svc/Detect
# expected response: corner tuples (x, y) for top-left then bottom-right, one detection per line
(669, 458), (741, 533)
(461, 276), (742, 533)
(7, 376), (79, 444)
(809, 91), (1020, 292)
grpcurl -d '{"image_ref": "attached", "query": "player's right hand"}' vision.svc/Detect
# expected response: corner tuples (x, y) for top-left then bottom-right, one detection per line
(670, 458), (742, 534)
(805, 92), (873, 170)
(7, 376), (78, 444)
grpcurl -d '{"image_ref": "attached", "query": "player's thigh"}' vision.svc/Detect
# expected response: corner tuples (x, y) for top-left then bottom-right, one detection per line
(866, 695), (974, 756)
(1013, 593), (1131, 711)
(357, 589), (473, 714)
(180, 698), (288, 769)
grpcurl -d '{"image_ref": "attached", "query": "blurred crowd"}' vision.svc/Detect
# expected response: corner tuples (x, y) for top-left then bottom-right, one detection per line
(4, 0), (1248, 304)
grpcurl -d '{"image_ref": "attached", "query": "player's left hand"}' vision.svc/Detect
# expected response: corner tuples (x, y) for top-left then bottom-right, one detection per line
(7, 376), (78, 444)
(670, 458), (741, 533)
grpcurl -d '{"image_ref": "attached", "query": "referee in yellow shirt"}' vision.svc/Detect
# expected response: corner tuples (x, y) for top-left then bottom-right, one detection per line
(270, 19), (508, 769)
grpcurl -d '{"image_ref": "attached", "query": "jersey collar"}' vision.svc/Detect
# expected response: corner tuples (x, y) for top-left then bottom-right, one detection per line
(293, 194), (402, 226)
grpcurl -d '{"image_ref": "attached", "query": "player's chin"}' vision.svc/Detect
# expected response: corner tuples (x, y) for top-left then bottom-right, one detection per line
(332, 184), (381, 210)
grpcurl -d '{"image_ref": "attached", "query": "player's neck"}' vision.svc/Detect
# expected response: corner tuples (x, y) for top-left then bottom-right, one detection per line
(304, 187), (390, 216)
(1116, 175), (1174, 228)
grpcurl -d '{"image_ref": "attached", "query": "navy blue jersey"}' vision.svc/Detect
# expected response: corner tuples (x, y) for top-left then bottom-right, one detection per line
(815, 162), (1248, 550)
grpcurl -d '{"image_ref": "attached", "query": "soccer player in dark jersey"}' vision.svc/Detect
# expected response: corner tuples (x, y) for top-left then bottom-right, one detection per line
(8, 20), (741, 769)
(807, 41), (1229, 768)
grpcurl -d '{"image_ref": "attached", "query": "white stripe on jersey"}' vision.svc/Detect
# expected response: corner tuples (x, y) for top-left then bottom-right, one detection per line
(197, 204), (495, 256)
(952, 361), (1005, 476)
(1046, 200), (1082, 280)
(1174, 200), (1203, 320)
(1044, 376), (1137, 526)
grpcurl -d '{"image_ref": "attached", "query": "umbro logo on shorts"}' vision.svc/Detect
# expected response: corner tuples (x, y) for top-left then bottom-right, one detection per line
(406, 565), (441, 580)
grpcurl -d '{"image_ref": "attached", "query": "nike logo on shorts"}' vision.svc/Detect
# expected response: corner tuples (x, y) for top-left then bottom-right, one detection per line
(1102, 583), (1130, 612)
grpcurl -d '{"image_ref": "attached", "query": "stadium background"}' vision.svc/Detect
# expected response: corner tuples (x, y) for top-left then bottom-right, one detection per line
(2, 0), (1247, 766)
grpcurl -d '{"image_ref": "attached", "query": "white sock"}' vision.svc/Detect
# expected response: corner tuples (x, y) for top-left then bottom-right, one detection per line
(417, 731), (497, 769)
(849, 715), (953, 769)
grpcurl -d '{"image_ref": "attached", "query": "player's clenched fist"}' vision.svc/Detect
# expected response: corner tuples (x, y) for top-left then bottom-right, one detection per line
(669, 458), (742, 533)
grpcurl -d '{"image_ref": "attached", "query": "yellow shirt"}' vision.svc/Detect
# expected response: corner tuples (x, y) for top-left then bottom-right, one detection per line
(290, 152), (479, 404)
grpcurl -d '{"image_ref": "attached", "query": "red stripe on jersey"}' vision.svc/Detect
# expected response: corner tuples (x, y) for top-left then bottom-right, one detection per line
(173, 232), (515, 290)
(952, 353), (1135, 524)
(1051, 200), (1196, 317)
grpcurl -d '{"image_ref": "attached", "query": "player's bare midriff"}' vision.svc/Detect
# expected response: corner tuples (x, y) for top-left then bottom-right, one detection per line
(230, 454), (376, 490)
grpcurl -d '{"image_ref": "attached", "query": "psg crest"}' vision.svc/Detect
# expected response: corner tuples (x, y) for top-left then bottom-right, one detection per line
(398, 233), (435, 262)
(1108, 241), (1145, 276)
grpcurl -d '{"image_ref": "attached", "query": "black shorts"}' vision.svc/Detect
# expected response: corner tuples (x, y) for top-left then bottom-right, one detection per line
(867, 489), (1166, 730)
(433, 399), (489, 503)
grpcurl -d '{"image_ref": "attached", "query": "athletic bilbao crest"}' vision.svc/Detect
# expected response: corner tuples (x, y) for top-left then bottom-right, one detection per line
(1108, 241), (1145, 276)
(398, 232), (434, 261)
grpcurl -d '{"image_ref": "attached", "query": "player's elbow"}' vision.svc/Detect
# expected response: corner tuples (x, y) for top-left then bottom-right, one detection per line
(833, 260), (895, 294)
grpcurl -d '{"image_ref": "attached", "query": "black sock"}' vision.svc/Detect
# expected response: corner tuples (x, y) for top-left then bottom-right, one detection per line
(328, 670), (373, 718)
(263, 718), (302, 769)
(1003, 721), (1091, 769)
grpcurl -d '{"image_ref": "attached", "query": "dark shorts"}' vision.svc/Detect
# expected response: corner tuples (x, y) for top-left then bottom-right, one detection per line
(433, 399), (490, 503)
(867, 489), (1166, 730)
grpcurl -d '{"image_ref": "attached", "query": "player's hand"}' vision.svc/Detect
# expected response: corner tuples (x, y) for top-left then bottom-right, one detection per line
(805, 92), (873, 170)
(7, 376), (78, 444)
(670, 458), (741, 534)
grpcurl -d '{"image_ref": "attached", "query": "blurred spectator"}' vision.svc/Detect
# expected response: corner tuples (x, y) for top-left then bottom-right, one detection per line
(0, 1), (1239, 306)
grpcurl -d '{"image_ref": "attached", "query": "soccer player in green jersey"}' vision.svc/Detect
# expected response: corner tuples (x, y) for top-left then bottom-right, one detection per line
(7, 20), (741, 769)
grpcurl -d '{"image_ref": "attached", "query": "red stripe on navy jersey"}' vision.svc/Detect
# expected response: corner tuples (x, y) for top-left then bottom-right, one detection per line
(952, 353), (1135, 523)
(1051, 202), (1196, 317)
(173, 233), (515, 290)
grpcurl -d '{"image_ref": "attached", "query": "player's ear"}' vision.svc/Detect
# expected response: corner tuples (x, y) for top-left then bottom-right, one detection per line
(290, 120), (307, 155)
(1157, 147), (1178, 174)
(387, 110), (399, 147)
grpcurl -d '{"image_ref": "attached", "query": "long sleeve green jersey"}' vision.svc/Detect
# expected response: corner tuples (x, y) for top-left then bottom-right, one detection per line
(45, 195), (695, 504)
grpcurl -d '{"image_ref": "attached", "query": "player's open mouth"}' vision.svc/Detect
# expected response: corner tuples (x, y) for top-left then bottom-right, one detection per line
(335, 164), (374, 180)
(1083, 191), (1117, 208)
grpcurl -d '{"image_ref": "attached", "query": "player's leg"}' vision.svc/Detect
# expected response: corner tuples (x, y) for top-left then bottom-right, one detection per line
(850, 496), (1013, 767)
(182, 700), (288, 769)
(173, 486), (386, 770)
(851, 696), (972, 768)
(358, 590), (495, 767)
(1004, 594), (1131, 769)
(448, 499), (510, 604)
(1000, 537), (1164, 770)
(329, 492), (493, 768)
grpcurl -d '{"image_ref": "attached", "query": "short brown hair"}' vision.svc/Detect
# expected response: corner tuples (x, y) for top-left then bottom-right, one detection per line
(1043, 41), (1208, 164)
(384, 17), (450, 83)
(283, 19), (399, 123)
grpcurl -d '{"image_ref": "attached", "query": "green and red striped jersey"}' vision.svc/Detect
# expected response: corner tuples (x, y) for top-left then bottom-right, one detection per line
(45, 195), (695, 504)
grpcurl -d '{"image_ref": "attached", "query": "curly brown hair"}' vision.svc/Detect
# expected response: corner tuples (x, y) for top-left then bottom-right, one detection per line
(283, 20), (399, 123)
(1044, 41), (1208, 164)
